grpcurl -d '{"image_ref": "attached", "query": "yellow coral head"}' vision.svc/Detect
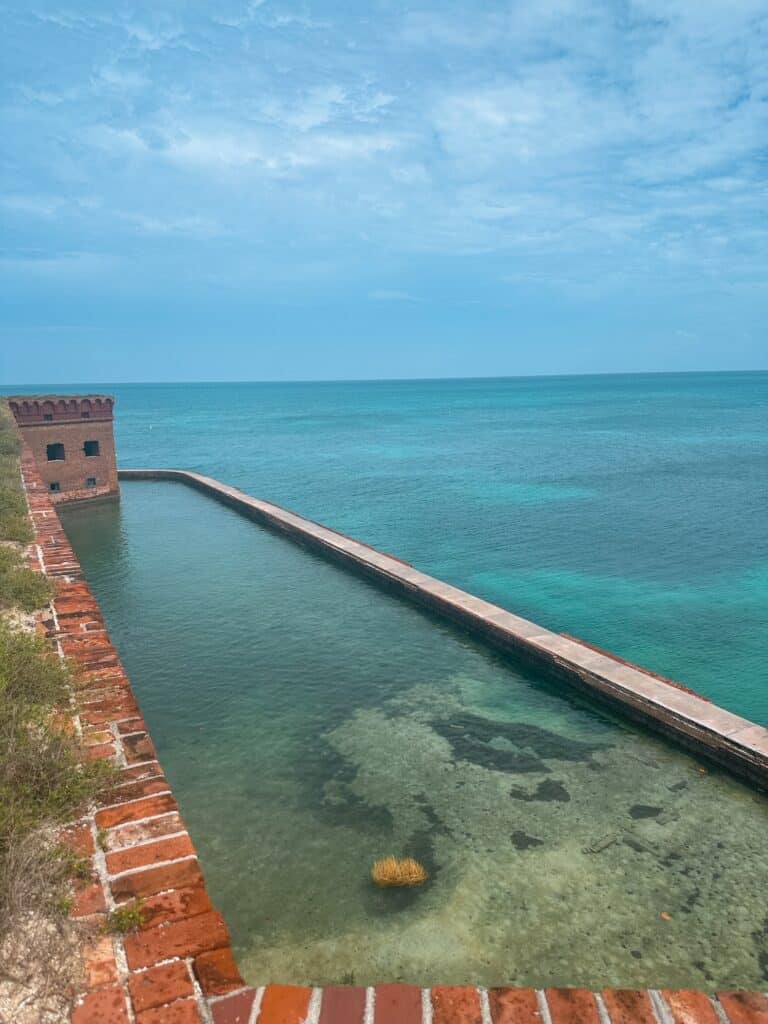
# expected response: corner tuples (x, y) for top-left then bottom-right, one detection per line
(371, 856), (429, 887)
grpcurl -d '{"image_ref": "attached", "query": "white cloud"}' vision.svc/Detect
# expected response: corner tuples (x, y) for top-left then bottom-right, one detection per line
(5, 0), (768, 299)
(163, 127), (400, 173)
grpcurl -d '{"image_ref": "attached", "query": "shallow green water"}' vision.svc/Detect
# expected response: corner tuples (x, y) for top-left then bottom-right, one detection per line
(61, 483), (768, 989)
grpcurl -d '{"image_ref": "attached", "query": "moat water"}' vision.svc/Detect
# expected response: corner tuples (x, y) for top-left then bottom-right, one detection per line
(61, 481), (768, 989)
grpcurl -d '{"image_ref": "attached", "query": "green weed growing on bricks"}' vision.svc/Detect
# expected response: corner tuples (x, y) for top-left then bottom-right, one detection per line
(104, 899), (147, 934)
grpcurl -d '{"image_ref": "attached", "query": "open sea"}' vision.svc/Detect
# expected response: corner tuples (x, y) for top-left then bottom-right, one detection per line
(11, 371), (766, 720)
(7, 371), (768, 986)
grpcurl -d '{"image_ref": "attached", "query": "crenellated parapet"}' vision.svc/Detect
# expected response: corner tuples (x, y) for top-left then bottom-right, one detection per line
(9, 394), (114, 425)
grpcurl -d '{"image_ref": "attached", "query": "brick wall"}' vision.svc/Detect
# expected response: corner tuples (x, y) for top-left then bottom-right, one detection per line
(18, 449), (768, 1024)
(11, 395), (118, 505)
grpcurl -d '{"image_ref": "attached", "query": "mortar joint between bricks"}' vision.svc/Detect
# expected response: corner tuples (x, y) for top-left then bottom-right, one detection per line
(422, 987), (433, 1024)
(362, 987), (375, 1024)
(109, 721), (129, 769)
(478, 988), (492, 1024)
(249, 986), (265, 1024)
(98, 789), (174, 813)
(107, 852), (198, 881)
(710, 996), (732, 1024)
(186, 954), (215, 1024)
(648, 990), (675, 1024)
(594, 991), (612, 1024)
(536, 990), (554, 1024)
(108, 809), (181, 832)
(114, 938), (136, 1024)
(89, 818), (116, 913)
(107, 829), (189, 855)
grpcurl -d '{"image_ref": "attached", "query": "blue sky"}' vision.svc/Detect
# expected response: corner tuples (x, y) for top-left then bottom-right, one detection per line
(1, 1), (766, 382)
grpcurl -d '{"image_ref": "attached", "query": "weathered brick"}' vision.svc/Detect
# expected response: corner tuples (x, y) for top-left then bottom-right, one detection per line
(717, 993), (768, 1024)
(259, 985), (313, 1024)
(489, 988), (542, 1024)
(109, 777), (170, 803)
(84, 729), (114, 746)
(374, 984), (422, 1024)
(72, 985), (130, 1023)
(71, 878), (107, 918)
(601, 990), (656, 1024)
(193, 946), (244, 996)
(118, 761), (164, 782)
(319, 986), (367, 1024)
(135, 997), (203, 1023)
(107, 812), (185, 851)
(83, 934), (118, 989)
(59, 821), (95, 857)
(118, 717), (147, 734)
(432, 986), (483, 1024)
(123, 910), (230, 970)
(96, 793), (178, 829)
(129, 961), (194, 1013)
(661, 991), (721, 1024)
(139, 884), (213, 929)
(122, 730), (156, 756)
(545, 989), (600, 1024)
(211, 989), (258, 1024)
(107, 833), (195, 875)
(111, 858), (203, 902)
(84, 741), (116, 761)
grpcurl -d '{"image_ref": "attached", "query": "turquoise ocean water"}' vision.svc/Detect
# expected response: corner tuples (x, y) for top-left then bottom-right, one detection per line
(8, 372), (767, 986)
(16, 371), (766, 719)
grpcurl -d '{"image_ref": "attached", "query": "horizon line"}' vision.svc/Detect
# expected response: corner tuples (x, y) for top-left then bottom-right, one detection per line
(2, 367), (767, 389)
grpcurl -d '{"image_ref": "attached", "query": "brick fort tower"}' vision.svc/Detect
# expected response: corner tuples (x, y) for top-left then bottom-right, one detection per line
(9, 395), (119, 505)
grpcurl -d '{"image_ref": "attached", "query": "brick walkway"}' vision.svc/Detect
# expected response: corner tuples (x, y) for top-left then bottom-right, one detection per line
(18, 448), (768, 1024)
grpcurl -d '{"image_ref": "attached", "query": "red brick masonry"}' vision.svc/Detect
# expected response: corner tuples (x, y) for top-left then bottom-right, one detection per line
(18, 448), (768, 1024)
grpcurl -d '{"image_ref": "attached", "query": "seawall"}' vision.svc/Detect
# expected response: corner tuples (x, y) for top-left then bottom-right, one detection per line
(119, 468), (768, 792)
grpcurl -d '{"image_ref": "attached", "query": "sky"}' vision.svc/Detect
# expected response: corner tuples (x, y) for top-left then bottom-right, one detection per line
(1, 0), (767, 383)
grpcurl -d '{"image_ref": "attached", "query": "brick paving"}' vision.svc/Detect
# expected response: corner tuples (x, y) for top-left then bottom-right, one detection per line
(17, 447), (768, 1024)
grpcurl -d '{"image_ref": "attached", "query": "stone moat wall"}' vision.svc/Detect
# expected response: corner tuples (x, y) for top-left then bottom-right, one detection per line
(120, 469), (768, 793)
(17, 450), (768, 1023)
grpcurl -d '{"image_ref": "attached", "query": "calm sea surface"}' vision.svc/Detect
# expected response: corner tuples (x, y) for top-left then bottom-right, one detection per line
(9, 372), (768, 986)
(14, 372), (767, 719)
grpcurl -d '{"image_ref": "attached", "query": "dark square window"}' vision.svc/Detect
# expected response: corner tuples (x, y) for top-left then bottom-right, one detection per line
(43, 413), (53, 421)
(46, 443), (65, 461)
(81, 411), (91, 419)
(49, 482), (61, 493)
(83, 440), (100, 457)
(86, 477), (97, 488)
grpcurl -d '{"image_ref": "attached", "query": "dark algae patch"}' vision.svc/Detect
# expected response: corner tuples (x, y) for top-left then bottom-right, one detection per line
(297, 739), (395, 834)
(432, 711), (605, 774)
(511, 831), (545, 850)
(629, 804), (663, 819)
(510, 779), (571, 802)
